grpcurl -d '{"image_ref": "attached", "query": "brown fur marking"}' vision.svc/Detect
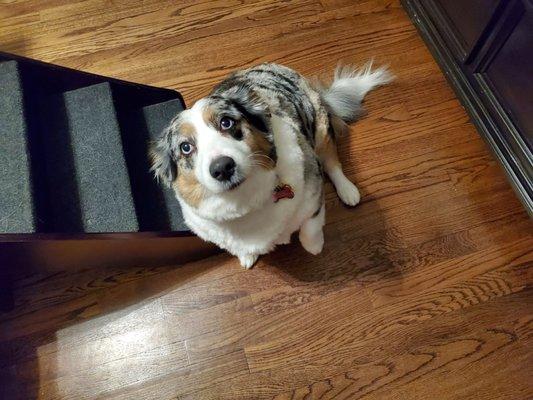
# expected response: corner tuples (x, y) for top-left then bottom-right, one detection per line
(315, 126), (341, 173)
(244, 124), (276, 170)
(201, 104), (218, 128)
(172, 121), (203, 207)
(179, 122), (197, 140)
(329, 114), (349, 138)
(175, 170), (205, 208)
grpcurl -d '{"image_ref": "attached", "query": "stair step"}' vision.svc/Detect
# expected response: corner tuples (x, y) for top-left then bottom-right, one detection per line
(142, 99), (187, 231)
(0, 61), (36, 233)
(43, 82), (139, 233)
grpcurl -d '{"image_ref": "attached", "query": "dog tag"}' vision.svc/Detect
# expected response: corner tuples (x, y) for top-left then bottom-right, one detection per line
(273, 184), (294, 202)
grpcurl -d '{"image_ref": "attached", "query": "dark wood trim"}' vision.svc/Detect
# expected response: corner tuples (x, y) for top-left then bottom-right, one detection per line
(0, 229), (195, 243)
(0, 236), (220, 271)
(401, 0), (533, 216)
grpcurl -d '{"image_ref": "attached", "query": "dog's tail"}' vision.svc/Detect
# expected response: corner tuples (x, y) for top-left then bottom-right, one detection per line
(315, 61), (393, 135)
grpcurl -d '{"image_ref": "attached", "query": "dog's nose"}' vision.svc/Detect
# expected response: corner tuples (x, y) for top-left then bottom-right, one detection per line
(209, 156), (236, 182)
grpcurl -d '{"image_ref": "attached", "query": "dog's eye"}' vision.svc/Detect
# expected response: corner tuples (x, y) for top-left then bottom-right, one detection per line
(180, 142), (194, 155)
(220, 117), (234, 130)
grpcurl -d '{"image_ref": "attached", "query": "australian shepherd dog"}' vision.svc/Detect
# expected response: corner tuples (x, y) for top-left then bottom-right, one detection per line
(151, 62), (392, 268)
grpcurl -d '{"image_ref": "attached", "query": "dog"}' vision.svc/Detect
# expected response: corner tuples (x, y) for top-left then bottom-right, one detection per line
(151, 62), (392, 268)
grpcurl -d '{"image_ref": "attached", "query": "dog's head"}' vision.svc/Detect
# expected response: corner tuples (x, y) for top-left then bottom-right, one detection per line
(151, 88), (276, 208)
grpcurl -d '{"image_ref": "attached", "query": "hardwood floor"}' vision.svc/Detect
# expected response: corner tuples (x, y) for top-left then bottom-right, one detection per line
(1, 0), (532, 399)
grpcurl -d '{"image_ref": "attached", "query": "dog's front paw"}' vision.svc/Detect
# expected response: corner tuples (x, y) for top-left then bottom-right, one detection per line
(337, 179), (361, 206)
(299, 230), (324, 255)
(238, 254), (259, 269)
(275, 231), (292, 245)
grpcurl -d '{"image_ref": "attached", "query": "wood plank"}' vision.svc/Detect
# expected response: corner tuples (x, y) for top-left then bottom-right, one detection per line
(243, 253), (531, 373)
(175, 289), (533, 400)
(271, 327), (531, 400)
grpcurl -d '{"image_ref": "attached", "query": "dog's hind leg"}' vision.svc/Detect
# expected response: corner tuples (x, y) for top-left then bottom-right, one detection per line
(316, 131), (361, 206)
(312, 62), (393, 206)
(299, 203), (325, 255)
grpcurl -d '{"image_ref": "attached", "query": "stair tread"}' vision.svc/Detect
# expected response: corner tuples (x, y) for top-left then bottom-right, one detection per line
(142, 99), (188, 232)
(0, 61), (36, 233)
(44, 82), (139, 233)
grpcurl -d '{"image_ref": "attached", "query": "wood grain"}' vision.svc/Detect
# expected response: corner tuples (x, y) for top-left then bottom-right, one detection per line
(0, 0), (532, 399)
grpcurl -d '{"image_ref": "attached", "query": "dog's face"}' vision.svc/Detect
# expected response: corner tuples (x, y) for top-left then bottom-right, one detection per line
(151, 91), (276, 208)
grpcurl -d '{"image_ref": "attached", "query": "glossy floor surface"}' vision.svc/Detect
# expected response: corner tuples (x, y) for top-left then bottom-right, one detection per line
(1, 0), (532, 399)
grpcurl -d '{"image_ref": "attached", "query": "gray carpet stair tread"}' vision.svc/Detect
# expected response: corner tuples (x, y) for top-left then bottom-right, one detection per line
(142, 99), (188, 231)
(0, 61), (36, 233)
(0, 53), (187, 235)
(60, 82), (138, 232)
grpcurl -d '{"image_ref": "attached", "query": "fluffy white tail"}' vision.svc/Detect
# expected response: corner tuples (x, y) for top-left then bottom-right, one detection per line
(320, 61), (394, 123)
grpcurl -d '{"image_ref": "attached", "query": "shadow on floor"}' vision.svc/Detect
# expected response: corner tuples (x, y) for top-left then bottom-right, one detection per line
(263, 196), (401, 285)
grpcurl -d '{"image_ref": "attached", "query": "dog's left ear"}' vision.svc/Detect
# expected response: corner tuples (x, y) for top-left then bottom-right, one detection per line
(150, 126), (177, 187)
(228, 87), (271, 133)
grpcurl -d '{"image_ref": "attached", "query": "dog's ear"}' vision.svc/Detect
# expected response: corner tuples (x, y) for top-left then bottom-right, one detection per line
(228, 87), (271, 133)
(150, 126), (177, 187)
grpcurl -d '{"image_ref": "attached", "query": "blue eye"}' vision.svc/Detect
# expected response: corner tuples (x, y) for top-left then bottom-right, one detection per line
(220, 117), (234, 130)
(180, 142), (194, 155)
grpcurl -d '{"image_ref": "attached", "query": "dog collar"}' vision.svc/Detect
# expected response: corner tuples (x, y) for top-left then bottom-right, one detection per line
(273, 183), (294, 202)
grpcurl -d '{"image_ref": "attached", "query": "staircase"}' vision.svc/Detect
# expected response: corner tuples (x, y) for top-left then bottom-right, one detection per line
(0, 52), (188, 235)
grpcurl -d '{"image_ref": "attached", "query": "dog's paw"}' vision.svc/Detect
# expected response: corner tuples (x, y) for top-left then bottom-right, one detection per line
(275, 232), (292, 245)
(299, 230), (324, 255)
(336, 179), (361, 206)
(238, 254), (259, 269)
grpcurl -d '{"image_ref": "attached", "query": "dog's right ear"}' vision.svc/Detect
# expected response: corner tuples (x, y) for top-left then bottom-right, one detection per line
(150, 126), (177, 187)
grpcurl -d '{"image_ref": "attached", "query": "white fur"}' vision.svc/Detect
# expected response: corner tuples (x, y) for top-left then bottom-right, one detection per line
(299, 203), (325, 255)
(322, 60), (394, 121)
(328, 166), (361, 206)
(178, 114), (323, 268)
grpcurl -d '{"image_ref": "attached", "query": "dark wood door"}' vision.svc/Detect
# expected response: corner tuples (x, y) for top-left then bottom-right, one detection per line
(435, 0), (501, 59)
(402, 0), (533, 214)
(481, 1), (533, 150)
